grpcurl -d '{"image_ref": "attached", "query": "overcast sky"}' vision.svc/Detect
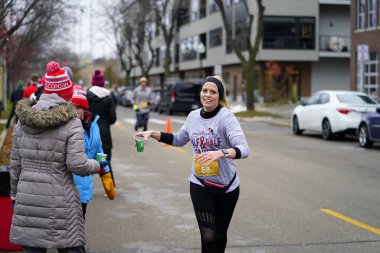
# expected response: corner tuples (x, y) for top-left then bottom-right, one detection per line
(69, 0), (115, 60)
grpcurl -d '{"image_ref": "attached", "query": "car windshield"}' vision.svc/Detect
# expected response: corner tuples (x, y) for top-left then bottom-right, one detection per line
(175, 83), (201, 93)
(336, 94), (377, 105)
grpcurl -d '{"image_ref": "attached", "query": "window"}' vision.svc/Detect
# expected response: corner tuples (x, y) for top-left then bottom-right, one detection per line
(180, 35), (199, 62)
(358, 52), (379, 99)
(209, 27), (223, 48)
(364, 52), (379, 98)
(336, 94), (377, 104)
(208, 0), (219, 15)
(160, 46), (166, 67)
(357, 0), (365, 29)
(307, 93), (322, 105)
(263, 16), (315, 50)
(191, 0), (199, 21)
(320, 94), (330, 104)
(224, 1), (248, 54)
(368, 0), (377, 28)
(199, 0), (207, 19)
(155, 48), (160, 67)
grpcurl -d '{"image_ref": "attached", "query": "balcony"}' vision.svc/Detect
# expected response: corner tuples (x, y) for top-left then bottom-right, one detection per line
(319, 35), (350, 58)
(319, 0), (350, 5)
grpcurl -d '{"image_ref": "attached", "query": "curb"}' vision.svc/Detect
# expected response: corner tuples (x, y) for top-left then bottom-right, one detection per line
(237, 116), (291, 128)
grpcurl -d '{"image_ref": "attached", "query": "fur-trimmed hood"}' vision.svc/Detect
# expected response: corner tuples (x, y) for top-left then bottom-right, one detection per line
(15, 93), (77, 130)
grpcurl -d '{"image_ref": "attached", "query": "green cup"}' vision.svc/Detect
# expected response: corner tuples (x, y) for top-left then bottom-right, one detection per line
(96, 153), (107, 162)
(136, 137), (145, 152)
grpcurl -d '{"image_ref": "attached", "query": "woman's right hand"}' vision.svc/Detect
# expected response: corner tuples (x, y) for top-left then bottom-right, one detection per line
(134, 131), (152, 142)
(134, 130), (161, 142)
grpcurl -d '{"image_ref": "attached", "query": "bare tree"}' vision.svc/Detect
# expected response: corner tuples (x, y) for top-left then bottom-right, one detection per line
(4, 1), (73, 87)
(0, 0), (47, 50)
(133, 0), (155, 79)
(105, 0), (136, 85)
(152, 0), (185, 80)
(214, 0), (265, 111)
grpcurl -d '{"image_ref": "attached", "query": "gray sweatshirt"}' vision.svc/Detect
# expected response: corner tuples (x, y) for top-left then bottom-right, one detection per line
(133, 86), (153, 114)
(172, 107), (249, 192)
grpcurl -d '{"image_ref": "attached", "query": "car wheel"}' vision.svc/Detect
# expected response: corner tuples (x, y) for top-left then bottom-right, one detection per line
(292, 116), (303, 135)
(322, 119), (333, 140)
(358, 124), (373, 148)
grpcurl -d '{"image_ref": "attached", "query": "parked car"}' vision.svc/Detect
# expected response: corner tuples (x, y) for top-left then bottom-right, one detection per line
(291, 90), (379, 140)
(158, 79), (202, 115)
(119, 87), (134, 107)
(150, 87), (162, 112)
(358, 106), (380, 148)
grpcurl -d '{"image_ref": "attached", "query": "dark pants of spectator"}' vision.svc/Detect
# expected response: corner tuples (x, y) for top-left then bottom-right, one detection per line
(103, 148), (115, 187)
(6, 106), (17, 128)
(82, 203), (87, 220)
(134, 112), (149, 131)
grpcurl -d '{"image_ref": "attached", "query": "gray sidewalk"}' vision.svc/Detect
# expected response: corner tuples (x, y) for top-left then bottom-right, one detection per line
(231, 102), (295, 127)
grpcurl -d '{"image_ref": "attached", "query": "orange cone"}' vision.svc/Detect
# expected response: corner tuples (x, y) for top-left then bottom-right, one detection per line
(163, 117), (172, 147)
(165, 117), (172, 133)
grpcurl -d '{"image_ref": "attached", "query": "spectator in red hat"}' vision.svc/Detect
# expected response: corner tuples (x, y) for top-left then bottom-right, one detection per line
(10, 61), (109, 253)
(23, 74), (38, 99)
(71, 85), (115, 219)
(86, 69), (117, 187)
(33, 76), (45, 100)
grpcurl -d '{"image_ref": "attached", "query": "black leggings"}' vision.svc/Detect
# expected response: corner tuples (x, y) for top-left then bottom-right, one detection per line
(190, 182), (239, 253)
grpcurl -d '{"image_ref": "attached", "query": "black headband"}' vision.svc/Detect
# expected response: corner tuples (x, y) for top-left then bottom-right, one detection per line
(202, 77), (224, 100)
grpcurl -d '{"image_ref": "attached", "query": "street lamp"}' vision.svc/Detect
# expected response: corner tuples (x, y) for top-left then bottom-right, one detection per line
(197, 41), (205, 78)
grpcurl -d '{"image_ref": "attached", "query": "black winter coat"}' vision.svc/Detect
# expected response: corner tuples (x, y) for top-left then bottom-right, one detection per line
(86, 87), (117, 149)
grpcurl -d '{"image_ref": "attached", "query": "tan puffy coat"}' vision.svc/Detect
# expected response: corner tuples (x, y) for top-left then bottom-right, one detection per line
(10, 94), (100, 248)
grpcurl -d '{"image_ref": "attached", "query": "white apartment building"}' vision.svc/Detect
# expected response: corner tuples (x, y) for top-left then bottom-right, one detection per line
(133, 0), (351, 103)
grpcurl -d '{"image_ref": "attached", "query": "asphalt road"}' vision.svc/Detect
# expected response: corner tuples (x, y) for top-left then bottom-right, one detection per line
(82, 106), (380, 253)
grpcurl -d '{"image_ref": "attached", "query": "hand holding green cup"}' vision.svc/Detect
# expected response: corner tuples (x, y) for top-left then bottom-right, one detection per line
(136, 136), (145, 152)
(96, 153), (108, 162)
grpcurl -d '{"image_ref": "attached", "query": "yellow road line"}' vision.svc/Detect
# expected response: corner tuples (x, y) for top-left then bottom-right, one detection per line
(164, 145), (188, 154)
(321, 209), (380, 236)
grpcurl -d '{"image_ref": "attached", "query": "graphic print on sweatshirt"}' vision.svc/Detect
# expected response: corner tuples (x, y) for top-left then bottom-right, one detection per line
(191, 126), (222, 177)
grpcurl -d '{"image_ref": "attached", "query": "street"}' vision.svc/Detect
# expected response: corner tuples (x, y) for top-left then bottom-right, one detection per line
(83, 106), (380, 253)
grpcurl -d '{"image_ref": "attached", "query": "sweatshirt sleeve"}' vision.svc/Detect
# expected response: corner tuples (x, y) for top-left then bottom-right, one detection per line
(10, 123), (21, 199)
(172, 118), (190, 147)
(223, 112), (250, 159)
(66, 119), (100, 175)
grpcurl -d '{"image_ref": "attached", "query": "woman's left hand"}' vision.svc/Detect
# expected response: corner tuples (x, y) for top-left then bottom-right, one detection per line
(197, 150), (224, 165)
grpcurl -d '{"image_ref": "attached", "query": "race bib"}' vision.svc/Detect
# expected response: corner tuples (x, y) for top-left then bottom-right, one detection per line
(139, 101), (148, 108)
(194, 158), (219, 177)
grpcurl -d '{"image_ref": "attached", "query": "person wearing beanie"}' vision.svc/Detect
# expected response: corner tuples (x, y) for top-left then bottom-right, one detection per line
(10, 61), (109, 253)
(134, 75), (249, 253)
(132, 76), (153, 131)
(23, 74), (38, 99)
(87, 69), (117, 187)
(33, 76), (45, 100)
(5, 81), (24, 128)
(62, 66), (73, 80)
(71, 85), (115, 220)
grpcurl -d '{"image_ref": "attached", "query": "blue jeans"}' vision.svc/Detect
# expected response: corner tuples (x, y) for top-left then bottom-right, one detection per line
(135, 112), (149, 131)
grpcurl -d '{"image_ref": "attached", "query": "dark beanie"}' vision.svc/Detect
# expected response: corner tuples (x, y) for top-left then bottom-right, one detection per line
(92, 69), (105, 87)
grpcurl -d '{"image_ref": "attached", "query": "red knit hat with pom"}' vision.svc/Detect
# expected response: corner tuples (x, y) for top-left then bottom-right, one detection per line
(71, 85), (89, 109)
(43, 61), (73, 100)
(91, 69), (105, 87)
(37, 76), (45, 87)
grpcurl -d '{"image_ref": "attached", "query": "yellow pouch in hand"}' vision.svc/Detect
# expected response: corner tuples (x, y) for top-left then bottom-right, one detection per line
(101, 173), (116, 200)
